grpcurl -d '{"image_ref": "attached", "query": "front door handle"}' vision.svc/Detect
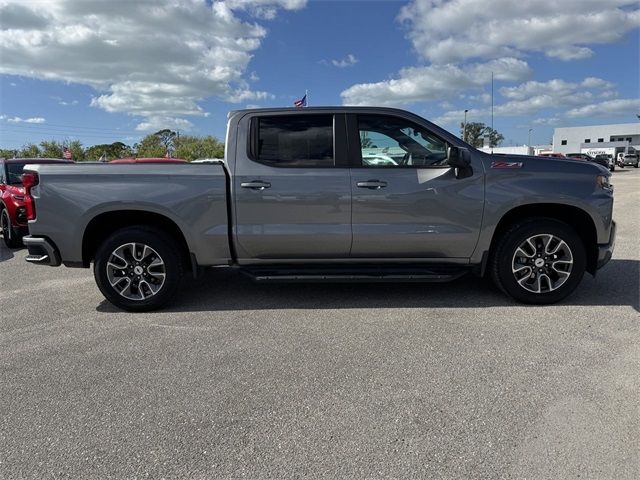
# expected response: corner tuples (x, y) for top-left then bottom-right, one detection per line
(357, 180), (387, 189)
(241, 180), (271, 190)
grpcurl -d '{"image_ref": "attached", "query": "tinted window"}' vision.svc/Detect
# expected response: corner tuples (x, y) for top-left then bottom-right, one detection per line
(598, 138), (604, 142)
(6, 163), (27, 185)
(584, 139), (591, 143)
(561, 140), (567, 145)
(357, 115), (448, 167)
(253, 115), (334, 167)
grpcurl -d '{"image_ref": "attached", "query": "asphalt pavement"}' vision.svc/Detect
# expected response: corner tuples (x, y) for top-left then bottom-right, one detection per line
(1, 168), (638, 479)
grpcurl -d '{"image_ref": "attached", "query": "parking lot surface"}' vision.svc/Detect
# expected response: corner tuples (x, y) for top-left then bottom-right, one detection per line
(1, 168), (638, 479)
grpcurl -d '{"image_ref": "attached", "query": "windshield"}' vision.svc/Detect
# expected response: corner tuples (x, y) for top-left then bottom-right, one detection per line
(6, 163), (27, 185)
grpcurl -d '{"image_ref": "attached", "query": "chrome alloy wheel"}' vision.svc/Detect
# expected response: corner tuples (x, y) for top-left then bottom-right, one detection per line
(106, 242), (166, 301)
(511, 234), (573, 294)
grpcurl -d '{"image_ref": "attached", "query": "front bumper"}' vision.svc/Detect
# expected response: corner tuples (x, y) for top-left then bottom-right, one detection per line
(596, 221), (616, 269)
(23, 235), (62, 266)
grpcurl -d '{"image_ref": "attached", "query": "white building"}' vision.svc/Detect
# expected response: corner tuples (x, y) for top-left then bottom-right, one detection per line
(553, 123), (640, 157)
(479, 145), (551, 156)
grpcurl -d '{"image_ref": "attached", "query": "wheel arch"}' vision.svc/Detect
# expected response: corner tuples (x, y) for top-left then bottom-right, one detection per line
(488, 203), (598, 275)
(82, 210), (193, 272)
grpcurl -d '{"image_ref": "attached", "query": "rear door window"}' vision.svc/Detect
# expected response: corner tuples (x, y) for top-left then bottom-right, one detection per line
(250, 115), (334, 167)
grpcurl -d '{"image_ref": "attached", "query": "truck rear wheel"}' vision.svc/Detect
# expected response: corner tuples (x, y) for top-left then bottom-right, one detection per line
(94, 227), (184, 311)
(490, 218), (586, 304)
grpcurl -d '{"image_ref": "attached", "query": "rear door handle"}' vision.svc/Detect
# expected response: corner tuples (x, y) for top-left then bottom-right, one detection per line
(356, 180), (387, 189)
(241, 180), (271, 190)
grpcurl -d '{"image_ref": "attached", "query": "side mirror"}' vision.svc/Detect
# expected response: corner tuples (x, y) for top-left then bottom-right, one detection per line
(447, 146), (473, 178)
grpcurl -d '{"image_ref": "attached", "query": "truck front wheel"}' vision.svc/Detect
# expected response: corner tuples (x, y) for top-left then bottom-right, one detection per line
(490, 218), (586, 304)
(94, 227), (184, 311)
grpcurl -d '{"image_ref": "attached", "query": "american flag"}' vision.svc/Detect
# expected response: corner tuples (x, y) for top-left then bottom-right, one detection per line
(62, 147), (72, 159)
(293, 94), (307, 108)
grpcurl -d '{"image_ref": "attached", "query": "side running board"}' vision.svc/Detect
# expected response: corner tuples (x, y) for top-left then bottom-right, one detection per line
(241, 265), (469, 283)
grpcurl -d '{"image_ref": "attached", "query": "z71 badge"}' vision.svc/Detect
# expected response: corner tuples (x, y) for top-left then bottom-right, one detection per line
(491, 161), (523, 169)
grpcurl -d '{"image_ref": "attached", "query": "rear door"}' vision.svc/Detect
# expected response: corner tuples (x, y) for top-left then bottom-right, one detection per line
(233, 112), (352, 261)
(348, 113), (484, 259)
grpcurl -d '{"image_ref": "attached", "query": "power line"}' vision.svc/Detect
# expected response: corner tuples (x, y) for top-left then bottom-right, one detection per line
(15, 121), (140, 133)
(0, 123), (141, 136)
(0, 127), (141, 141)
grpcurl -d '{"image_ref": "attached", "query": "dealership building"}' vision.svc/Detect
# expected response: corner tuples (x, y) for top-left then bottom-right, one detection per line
(552, 123), (640, 157)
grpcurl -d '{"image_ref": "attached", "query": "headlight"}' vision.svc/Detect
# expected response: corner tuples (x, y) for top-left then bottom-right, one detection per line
(596, 175), (612, 191)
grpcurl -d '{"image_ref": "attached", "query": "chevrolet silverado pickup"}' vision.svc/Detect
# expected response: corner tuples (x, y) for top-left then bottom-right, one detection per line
(22, 107), (615, 311)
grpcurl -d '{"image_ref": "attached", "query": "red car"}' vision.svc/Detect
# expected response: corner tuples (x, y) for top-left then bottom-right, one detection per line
(109, 157), (187, 164)
(1, 158), (73, 247)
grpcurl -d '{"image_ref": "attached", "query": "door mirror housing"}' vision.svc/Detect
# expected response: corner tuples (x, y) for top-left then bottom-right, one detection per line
(447, 146), (472, 178)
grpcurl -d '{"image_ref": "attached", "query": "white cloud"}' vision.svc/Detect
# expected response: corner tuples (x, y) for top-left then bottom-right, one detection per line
(0, 0), (304, 131)
(599, 90), (619, 99)
(223, 0), (306, 19)
(398, 0), (640, 63)
(469, 93), (491, 104)
(4, 116), (46, 124)
(433, 109), (473, 126)
(581, 77), (615, 89)
(341, 57), (531, 106)
(532, 117), (561, 126)
(435, 78), (638, 126)
(332, 54), (358, 68)
(499, 78), (610, 101)
(565, 99), (640, 118)
(135, 117), (194, 132)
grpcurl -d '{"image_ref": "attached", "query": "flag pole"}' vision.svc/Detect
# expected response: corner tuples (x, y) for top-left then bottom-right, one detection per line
(306, 89), (309, 107)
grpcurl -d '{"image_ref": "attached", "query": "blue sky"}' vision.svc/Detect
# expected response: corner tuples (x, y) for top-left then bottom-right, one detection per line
(1, 0), (638, 151)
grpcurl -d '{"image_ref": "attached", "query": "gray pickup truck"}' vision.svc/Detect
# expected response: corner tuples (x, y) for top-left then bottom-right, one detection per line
(22, 107), (615, 311)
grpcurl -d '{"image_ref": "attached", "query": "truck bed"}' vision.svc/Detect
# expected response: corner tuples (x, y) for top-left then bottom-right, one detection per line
(25, 162), (232, 267)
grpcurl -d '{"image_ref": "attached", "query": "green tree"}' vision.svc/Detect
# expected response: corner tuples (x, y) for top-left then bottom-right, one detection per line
(135, 133), (165, 158)
(460, 122), (504, 148)
(155, 129), (177, 151)
(39, 140), (63, 158)
(20, 143), (41, 158)
(66, 140), (86, 161)
(174, 135), (224, 161)
(85, 141), (133, 161)
(0, 148), (19, 159)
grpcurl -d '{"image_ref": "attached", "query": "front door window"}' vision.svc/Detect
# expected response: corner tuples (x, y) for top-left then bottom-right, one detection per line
(358, 115), (449, 168)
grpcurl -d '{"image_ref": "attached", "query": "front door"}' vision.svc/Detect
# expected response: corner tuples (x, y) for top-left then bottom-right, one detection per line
(234, 113), (352, 261)
(349, 114), (484, 259)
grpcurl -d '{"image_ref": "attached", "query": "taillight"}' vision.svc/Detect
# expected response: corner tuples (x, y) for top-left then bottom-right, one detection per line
(22, 172), (39, 221)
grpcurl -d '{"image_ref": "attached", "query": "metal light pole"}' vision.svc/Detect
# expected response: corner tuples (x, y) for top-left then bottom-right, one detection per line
(528, 128), (533, 155)
(463, 109), (469, 142)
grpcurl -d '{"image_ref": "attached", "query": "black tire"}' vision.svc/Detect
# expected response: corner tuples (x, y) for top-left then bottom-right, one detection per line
(490, 218), (586, 304)
(634, 162), (639, 168)
(1, 209), (21, 248)
(94, 227), (184, 311)
(610, 165), (615, 172)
